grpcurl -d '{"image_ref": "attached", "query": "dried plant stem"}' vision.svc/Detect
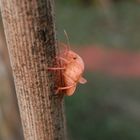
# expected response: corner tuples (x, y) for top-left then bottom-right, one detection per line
(0, 0), (66, 140)
(0, 17), (24, 140)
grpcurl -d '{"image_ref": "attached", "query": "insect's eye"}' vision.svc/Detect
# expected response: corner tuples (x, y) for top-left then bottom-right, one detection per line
(73, 57), (77, 60)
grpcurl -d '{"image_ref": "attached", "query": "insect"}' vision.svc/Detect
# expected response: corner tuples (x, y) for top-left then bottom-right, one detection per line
(48, 30), (87, 96)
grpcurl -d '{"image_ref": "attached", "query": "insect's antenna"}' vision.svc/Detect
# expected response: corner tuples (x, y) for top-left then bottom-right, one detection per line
(64, 30), (71, 51)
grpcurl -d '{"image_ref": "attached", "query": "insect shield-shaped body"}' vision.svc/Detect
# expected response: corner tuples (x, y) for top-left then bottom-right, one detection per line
(60, 49), (87, 96)
(48, 31), (87, 96)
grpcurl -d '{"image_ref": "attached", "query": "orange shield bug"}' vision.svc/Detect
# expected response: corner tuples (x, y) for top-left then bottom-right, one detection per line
(48, 30), (87, 96)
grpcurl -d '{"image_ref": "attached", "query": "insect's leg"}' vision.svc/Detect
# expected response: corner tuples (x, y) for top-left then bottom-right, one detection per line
(55, 56), (70, 63)
(47, 55), (69, 71)
(55, 84), (76, 94)
(59, 57), (69, 63)
(47, 67), (65, 70)
(47, 56), (66, 70)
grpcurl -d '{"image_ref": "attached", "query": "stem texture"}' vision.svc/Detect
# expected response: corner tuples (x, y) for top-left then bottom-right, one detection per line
(0, 0), (66, 140)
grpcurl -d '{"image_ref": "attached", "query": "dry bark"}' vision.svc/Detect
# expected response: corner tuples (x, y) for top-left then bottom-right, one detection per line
(0, 0), (66, 140)
(0, 17), (24, 140)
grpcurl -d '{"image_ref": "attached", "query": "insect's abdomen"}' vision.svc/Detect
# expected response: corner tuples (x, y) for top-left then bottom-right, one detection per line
(65, 62), (83, 83)
(63, 62), (83, 96)
(65, 86), (77, 96)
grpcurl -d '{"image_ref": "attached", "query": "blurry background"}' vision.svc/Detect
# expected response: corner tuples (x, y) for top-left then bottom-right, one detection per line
(1, 0), (140, 140)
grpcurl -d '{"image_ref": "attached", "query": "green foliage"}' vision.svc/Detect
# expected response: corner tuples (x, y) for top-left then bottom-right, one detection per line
(65, 74), (140, 140)
(56, 1), (140, 50)
(56, 1), (140, 140)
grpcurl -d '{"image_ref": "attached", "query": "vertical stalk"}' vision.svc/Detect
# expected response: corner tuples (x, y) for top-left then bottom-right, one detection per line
(0, 0), (66, 140)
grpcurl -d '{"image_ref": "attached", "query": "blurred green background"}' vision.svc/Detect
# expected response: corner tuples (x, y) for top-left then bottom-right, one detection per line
(1, 0), (140, 140)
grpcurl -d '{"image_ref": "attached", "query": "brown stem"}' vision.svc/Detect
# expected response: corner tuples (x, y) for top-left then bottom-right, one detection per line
(0, 0), (66, 140)
(0, 16), (24, 140)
